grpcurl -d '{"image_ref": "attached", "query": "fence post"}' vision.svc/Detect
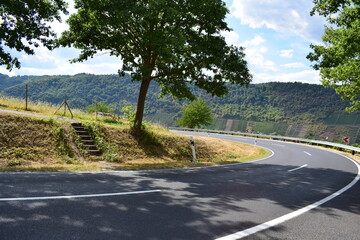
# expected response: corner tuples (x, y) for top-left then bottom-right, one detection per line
(25, 84), (28, 111)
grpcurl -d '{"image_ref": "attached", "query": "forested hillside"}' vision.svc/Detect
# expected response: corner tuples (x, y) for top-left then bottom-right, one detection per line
(0, 73), (354, 125)
(0, 74), (39, 91)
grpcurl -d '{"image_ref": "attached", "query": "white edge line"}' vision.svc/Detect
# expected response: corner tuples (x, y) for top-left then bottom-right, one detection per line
(215, 155), (360, 240)
(288, 164), (308, 172)
(0, 189), (162, 202)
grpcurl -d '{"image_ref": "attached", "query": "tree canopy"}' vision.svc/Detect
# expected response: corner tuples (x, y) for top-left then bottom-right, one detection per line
(58, 0), (252, 129)
(178, 99), (213, 128)
(307, 0), (360, 112)
(0, 0), (68, 70)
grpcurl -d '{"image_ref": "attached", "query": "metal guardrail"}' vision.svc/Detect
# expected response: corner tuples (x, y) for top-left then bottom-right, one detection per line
(169, 127), (360, 155)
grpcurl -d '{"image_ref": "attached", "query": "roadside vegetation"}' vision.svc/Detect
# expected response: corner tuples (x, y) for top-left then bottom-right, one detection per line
(0, 97), (270, 172)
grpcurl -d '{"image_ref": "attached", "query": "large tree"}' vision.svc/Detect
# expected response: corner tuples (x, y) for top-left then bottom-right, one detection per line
(0, 0), (68, 70)
(59, 0), (252, 130)
(307, 0), (360, 112)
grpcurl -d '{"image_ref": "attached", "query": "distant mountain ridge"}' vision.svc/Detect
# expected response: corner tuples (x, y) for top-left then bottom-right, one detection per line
(0, 73), (355, 125)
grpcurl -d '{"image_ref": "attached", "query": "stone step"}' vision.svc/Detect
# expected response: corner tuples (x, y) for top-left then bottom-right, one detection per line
(79, 135), (92, 140)
(73, 126), (85, 131)
(81, 139), (95, 144)
(71, 122), (101, 156)
(83, 145), (98, 150)
(76, 131), (90, 136)
(88, 149), (101, 156)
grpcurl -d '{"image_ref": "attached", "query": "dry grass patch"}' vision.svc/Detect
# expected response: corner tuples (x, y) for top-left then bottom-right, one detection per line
(0, 96), (126, 124)
(0, 113), (85, 170)
(0, 114), (59, 165)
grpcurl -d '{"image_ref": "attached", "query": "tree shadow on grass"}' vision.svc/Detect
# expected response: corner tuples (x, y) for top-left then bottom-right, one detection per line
(129, 127), (168, 156)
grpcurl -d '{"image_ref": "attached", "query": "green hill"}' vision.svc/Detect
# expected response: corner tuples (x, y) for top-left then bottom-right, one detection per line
(0, 73), (356, 126)
(0, 74), (39, 91)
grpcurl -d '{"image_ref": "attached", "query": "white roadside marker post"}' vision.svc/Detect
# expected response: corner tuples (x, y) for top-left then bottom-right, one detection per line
(190, 136), (197, 164)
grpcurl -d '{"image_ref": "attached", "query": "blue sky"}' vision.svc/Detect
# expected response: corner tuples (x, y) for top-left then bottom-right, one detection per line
(0, 0), (326, 84)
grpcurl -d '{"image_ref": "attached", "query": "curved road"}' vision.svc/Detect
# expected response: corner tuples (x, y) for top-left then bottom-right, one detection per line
(0, 131), (359, 240)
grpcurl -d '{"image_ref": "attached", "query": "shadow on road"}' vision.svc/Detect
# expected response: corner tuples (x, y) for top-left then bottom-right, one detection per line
(0, 161), (359, 240)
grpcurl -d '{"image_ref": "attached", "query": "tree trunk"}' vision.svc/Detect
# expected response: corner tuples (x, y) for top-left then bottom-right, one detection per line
(133, 78), (152, 130)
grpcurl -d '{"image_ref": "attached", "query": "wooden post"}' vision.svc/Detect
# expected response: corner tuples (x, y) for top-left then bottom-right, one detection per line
(54, 95), (74, 119)
(64, 95), (67, 116)
(96, 101), (98, 120)
(25, 84), (28, 111)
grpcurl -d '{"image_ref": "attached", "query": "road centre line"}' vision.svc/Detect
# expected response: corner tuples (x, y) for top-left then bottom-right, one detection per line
(0, 189), (162, 202)
(215, 156), (360, 240)
(304, 151), (312, 156)
(288, 164), (308, 172)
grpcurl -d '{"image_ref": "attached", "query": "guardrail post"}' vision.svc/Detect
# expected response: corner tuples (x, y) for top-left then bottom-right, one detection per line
(190, 136), (197, 164)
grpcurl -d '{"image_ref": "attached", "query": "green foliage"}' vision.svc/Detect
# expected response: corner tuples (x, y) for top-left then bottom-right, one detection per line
(58, 0), (251, 129)
(121, 106), (136, 125)
(86, 101), (114, 113)
(0, 0), (68, 70)
(52, 122), (74, 157)
(178, 99), (214, 128)
(0, 74), (38, 91)
(324, 114), (360, 125)
(7, 159), (22, 167)
(308, 0), (360, 113)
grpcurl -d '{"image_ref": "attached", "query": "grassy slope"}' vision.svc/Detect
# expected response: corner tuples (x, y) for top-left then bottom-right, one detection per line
(0, 97), (270, 171)
(0, 113), (90, 171)
(0, 113), (269, 172)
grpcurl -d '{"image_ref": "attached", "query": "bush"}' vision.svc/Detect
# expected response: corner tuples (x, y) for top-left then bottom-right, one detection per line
(86, 101), (114, 113)
(177, 99), (214, 128)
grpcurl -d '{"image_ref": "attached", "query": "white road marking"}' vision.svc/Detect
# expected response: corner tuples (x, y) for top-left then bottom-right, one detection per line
(215, 156), (360, 240)
(304, 151), (312, 156)
(271, 143), (285, 147)
(288, 164), (308, 172)
(0, 189), (162, 202)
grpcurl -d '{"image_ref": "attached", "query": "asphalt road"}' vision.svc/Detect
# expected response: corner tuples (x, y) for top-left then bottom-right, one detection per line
(0, 131), (359, 240)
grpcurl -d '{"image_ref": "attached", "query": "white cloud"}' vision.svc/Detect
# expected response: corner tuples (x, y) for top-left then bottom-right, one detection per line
(241, 35), (277, 72)
(221, 30), (240, 45)
(280, 49), (294, 58)
(49, 0), (76, 37)
(230, 0), (325, 43)
(282, 62), (307, 68)
(0, 68), (12, 76)
(1, 46), (121, 76)
(19, 61), (121, 76)
(242, 35), (265, 47)
(20, 47), (59, 69)
(254, 70), (320, 84)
